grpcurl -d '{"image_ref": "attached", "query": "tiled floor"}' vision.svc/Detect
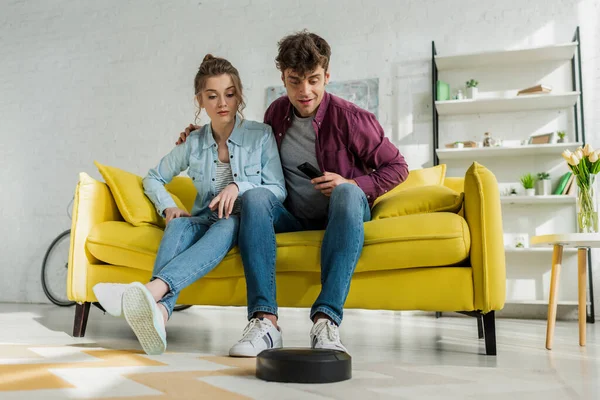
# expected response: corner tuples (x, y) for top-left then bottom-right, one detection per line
(0, 303), (598, 399)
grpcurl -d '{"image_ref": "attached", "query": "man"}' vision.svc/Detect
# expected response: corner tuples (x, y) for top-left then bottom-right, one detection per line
(178, 30), (408, 356)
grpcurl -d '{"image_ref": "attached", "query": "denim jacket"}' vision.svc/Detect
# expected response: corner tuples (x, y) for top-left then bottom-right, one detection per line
(143, 117), (287, 221)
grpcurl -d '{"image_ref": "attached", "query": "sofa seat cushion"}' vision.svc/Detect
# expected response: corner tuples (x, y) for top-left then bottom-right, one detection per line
(86, 212), (470, 277)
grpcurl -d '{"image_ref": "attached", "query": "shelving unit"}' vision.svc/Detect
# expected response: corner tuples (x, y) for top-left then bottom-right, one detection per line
(437, 142), (582, 160)
(500, 195), (576, 205)
(505, 248), (578, 254)
(435, 92), (580, 116)
(431, 27), (594, 322)
(434, 42), (578, 70)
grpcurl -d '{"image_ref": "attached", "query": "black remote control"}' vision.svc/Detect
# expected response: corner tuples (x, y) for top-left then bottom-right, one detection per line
(297, 162), (324, 179)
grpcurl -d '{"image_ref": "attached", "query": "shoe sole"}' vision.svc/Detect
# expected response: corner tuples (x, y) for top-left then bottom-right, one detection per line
(122, 284), (166, 355)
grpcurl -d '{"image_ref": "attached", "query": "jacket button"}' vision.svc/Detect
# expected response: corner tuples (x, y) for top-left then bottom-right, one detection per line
(230, 155), (233, 159)
(234, 173), (238, 177)
(212, 178), (215, 181)
(214, 160), (217, 163)
(192, 177), (195, 181)
(256, 171), (260, 174)
(278, 133), (282, 136)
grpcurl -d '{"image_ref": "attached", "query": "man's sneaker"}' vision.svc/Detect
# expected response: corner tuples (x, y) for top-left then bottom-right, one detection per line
(122, 282), (167, 355)
(310, 318), (348, 353)
(92, 283), (130, 317)
(229, 318), (282, 357)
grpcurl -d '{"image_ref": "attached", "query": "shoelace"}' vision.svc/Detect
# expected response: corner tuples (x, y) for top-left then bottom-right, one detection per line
(313, 321), (340, 344)
(240, 318), (268, 342)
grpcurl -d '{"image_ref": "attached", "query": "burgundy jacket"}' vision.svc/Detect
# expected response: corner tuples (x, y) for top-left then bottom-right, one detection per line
(264, 91), (409, 204)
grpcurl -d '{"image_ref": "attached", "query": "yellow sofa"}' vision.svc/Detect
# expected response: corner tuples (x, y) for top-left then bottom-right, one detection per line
(68, 162), (505, 355)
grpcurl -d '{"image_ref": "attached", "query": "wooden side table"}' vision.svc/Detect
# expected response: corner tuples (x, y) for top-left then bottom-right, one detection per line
(530, 233), (600, 349)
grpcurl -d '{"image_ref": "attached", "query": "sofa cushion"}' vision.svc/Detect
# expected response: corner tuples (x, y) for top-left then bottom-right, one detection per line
(373, 164), (446, 207)
(94, 161), (188, 228)
(86, 212), (470, 277)
(371, 185), (464, 220)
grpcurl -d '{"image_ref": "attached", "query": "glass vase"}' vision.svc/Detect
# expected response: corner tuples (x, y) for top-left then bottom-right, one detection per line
(576, 173), (599, 233)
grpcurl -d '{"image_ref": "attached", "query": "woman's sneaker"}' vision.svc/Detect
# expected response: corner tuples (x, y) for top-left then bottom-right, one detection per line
(92, 283), (130, 317)
(310, 319), (347, 353)
(229, 318), (282, 357)
(122, 282), (167, 355)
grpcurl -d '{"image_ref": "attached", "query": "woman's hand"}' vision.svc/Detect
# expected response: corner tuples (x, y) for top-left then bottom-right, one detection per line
(164, 207), (191, 224)
(209, 183), (239, 219)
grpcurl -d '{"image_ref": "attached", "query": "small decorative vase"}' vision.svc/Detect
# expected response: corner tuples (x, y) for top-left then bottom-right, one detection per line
(525, 188), (536, 196)
(576, 173), (599, 233)
(467, 87), (478, 99)
(536, 179), (552, 196)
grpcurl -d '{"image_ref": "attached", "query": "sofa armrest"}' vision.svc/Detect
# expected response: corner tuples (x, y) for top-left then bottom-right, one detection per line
(464, 162), (506, 313)
(68, 172), (123, 302)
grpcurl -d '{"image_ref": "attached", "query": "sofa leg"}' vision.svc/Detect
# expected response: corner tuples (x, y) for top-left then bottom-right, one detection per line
(482, 311), (496, 356)
(73, 302), (91, 337)
(435, 312), (442, 319)
(477, 315), (484, 339)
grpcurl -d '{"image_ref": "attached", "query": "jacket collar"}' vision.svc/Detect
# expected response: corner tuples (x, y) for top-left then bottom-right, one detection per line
(202, 115), (244, 149)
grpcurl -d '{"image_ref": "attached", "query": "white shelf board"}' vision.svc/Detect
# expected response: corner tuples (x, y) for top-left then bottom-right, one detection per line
(505, 300), (588, 306)
(435, 42), (578, 70)
(437, 142), (582, 161)
(505, 247), (577, 254)
(435, 92), (580, 115)
(500, 195), (576, 205)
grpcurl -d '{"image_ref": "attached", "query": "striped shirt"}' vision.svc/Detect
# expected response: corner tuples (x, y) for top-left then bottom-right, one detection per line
(209, 160), (242, 222)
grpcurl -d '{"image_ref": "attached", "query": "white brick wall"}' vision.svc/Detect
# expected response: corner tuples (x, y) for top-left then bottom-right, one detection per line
(1, 0), (599, 317)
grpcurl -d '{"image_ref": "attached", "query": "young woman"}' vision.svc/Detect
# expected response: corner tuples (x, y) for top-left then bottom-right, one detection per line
(93, 54), (286, 355)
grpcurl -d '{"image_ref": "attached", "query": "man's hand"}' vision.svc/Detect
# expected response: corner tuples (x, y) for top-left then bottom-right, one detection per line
(164, 207), (191, 224)
(208, 183), (239, 219)
(311, 172), (357, 196)
(176, 124), (201, 145)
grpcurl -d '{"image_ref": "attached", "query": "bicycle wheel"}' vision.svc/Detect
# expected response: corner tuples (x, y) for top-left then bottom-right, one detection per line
(41, 229), (76, 307)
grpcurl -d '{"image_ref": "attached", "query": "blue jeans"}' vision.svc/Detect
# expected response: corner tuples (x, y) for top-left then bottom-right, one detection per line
(151, 216), (239, 317)
(238, 184), (371, 326)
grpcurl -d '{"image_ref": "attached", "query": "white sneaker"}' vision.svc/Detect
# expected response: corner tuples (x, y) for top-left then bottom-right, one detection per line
(229, 318), (282, 357)
(92, 283), (130, 317)
(122, 282), (167, 355)
(310, 319), (347, 353)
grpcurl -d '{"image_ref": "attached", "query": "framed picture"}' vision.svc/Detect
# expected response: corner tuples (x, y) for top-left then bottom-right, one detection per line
(528, 132), (556, 145)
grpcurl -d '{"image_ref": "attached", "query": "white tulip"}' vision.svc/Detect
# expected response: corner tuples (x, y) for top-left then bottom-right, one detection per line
(589, 151), (599, 163)
(584, 143), (594, 156)
(562, 149), (573, 162)
(575, 149), (584, 160)
(569, 154), (581, 166)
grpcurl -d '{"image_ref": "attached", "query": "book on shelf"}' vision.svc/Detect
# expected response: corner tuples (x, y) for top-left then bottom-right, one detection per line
(562, 174), (575, 195)
(517, 84), (552, 96)
(553, 172), (573, 195)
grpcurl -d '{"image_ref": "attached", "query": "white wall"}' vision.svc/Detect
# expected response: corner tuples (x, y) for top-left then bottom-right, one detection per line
(1, 0), (599, 317)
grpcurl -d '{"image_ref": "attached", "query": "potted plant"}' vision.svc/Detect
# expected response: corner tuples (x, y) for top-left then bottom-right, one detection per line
(536, 172), (551, 195)
(454, 141), (464, 148)
(557, 131), (566, 143)
(520, 173), (536, 196)
(466, 79), (479, 99)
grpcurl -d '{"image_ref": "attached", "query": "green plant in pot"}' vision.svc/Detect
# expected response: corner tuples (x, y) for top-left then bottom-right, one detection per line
(466, 79), (479, 99)
(520, 173), (536, 196)
(536, 172), (551, 196)
(557, 131), (566, 143)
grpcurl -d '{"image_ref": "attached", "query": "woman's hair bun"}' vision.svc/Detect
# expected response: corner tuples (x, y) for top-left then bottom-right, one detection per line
(202, 54), (215, 64)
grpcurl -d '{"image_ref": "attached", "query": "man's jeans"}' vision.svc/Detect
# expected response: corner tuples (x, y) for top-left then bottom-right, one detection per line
(151, 216), (239, 317)
(239, 184), (371, 325)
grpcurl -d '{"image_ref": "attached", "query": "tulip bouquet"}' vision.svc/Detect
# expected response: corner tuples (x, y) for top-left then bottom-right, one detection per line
(562, 144), (600, 233)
